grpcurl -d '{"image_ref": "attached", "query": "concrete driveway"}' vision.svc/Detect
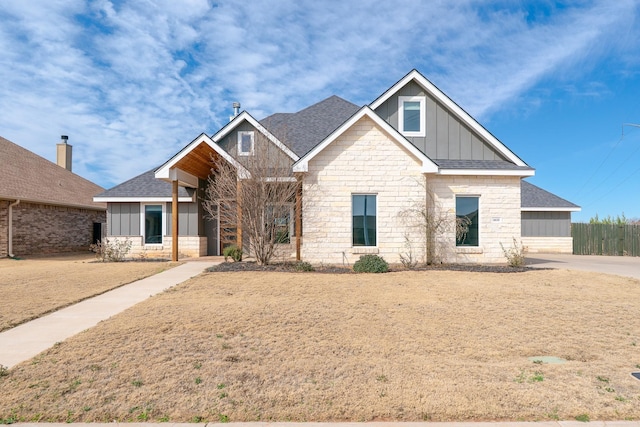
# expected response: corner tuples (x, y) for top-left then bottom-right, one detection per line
(527, 254), (640, 280)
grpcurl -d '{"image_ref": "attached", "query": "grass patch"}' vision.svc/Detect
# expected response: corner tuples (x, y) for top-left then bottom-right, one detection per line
(0, 254), (174, 332)
(1, 269), (640, 422)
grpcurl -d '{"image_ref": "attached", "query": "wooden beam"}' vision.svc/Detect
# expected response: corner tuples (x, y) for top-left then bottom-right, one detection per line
(236, 180), (243, 252)
(295, 176), (302, 261)
(172, 179), (178, 262)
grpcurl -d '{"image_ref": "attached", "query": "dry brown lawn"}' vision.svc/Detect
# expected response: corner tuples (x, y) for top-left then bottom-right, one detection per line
(0, 253), (176, 332)
(1, 269), (640, 422)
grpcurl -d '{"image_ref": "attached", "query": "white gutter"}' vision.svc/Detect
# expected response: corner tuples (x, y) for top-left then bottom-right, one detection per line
(8, 199), (20, 257)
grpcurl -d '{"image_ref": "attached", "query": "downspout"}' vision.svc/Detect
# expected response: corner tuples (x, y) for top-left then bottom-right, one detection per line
(8, 199), (20, 258)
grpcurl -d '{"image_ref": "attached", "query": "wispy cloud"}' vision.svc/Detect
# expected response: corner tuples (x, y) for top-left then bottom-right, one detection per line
(0, 0), (638, 188)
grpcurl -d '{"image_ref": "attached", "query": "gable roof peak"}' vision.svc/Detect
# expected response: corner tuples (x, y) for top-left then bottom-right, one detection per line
(370, 69), (528, 168)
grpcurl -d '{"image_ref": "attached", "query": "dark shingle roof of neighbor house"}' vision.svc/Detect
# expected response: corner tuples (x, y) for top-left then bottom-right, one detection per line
(435, 159), (534, 171)
(0, 136), (105, 210)
(521, 180), (580, 209)
(261, 95), (361, 157)
(95, 169), (194, 199)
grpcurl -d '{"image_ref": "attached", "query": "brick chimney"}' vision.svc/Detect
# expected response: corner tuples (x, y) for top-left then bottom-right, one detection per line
(56, 135), (72, 172)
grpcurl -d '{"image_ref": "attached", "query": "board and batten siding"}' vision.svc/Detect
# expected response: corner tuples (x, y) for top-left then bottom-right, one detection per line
(166, 202), (200, 236)
(107, 203), (140, 236)
(374, 80), (507, 161)
(217, 121), (294, 170)
(108, 202), (202, 237)
(521, 211), (571, 237)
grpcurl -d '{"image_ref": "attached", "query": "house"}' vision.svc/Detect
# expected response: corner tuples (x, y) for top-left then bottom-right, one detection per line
(1, 136), (106, 257)
(94, 70), (580, 263)
(520, 180), (580, 253)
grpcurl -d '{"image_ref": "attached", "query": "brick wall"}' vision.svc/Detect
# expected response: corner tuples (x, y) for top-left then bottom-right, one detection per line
(0, 201), (8, 257)
(11, 202), (105, 256)
(300, 116), (523, 265)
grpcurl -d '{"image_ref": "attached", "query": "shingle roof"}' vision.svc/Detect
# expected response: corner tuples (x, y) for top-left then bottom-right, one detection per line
(261, 95), (360, 157)
(95, 168), (194, 199)
(0, 136), (105, 210)
(435, 159), (534, 171)
(521, 180), (580, 209)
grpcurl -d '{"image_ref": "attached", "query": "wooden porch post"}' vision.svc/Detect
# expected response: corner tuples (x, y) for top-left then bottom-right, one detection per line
(172, 179), (178, 262)
(236, 179), (243, 251)
(295, 176), (302, 261)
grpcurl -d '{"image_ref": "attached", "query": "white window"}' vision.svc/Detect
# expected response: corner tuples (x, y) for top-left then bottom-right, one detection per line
(398, 96), (426, 137)
(237, 131), (254, 156)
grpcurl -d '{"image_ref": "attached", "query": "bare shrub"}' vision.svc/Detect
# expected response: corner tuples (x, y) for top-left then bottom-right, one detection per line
(398, 178), (452, 265)
(203, 132), (298, 265)
(399, 234), (418, 269)
(500, 237), (527, 267)
(90, 238), (132, 262)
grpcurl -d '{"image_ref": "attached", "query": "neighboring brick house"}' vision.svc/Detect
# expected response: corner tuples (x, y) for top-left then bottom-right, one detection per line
(95, 69), (579, 263)
(0, 136), (106, 257)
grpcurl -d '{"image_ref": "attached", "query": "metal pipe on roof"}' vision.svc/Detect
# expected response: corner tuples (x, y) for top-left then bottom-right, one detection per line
(8, 199), (20, 258)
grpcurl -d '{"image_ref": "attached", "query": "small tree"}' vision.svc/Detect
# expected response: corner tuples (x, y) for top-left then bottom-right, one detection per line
(203, 132), (298, 265)
(398, 177), (451, 265)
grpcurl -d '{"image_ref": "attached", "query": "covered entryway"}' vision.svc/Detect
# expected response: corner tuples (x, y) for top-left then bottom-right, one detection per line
(154, 133), (248, 261)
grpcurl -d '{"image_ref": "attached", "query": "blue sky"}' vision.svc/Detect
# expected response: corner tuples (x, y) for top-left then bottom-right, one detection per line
(1, 0), (639, 222)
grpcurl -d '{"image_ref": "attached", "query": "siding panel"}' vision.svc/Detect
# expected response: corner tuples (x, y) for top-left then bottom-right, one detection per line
(521, 211), (570, 237)
(107, 203), (140, 236)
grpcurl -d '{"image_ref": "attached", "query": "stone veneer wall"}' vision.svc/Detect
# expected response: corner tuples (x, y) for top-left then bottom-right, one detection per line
(300, 116), (523, 265)
(0, 201), (9, 257)
(302, 116), (428, 265)
(113, 235), (207, 259)
(429, 175), (522, 263)
(521, 236), (573, 254)
(10, 202), (105, 256)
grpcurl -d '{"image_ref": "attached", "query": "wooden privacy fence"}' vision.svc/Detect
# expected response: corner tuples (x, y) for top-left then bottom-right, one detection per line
(572, 223), (640, 256)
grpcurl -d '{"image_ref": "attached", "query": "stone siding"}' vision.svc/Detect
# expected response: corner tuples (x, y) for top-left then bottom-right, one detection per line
(300, 116), (522, 265)
(10, 202), (105, 256)
(302, 116), (428, 265)
(521, 236), (573, 254)
(110, 235), (207, 259)
(430, 175), (522, 263)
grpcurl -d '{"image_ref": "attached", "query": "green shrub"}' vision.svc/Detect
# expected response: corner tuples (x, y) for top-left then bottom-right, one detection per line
(222, 245), (242, 262)
(353, 254), (389, 273)
(294, 261), (314, 272)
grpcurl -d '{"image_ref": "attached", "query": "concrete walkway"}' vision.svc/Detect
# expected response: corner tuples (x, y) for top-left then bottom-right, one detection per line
(527, 253), (640, 280)
(0, 261), (217, 369)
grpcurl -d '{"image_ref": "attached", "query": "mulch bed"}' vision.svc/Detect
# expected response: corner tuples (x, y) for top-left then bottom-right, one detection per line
(208, 261), (531, 274)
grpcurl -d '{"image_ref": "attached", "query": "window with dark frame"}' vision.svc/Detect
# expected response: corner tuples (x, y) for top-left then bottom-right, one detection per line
(352, 194), (377, 246)
(267, 204), (292, 244)
(456, 196), (479, 246)
(144, 205), (162, 244)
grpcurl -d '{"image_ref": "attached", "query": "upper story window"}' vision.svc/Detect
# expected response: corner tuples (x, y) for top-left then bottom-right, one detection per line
(237, 131), (254, 156)
(398, 96), (426, 137)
